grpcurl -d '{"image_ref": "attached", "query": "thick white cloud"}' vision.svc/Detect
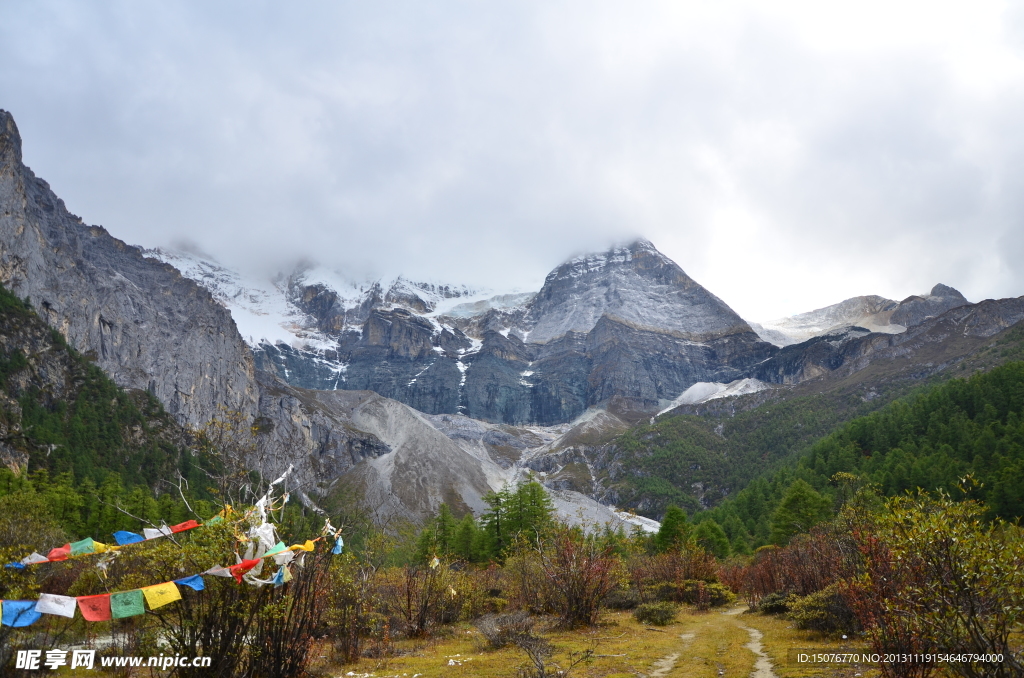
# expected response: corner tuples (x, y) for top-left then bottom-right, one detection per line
(2, 0), (1023, 319)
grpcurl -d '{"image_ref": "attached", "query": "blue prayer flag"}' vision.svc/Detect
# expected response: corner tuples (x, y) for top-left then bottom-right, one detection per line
(4, 562), (25, 570)
(332, 537), (344, 555)
(174, 575), (205, 592)
(1, 600), (42, 627)
(113, 531), (145, 546)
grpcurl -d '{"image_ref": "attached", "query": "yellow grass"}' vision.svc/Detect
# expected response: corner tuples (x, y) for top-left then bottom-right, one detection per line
(310, 605), (879, 678)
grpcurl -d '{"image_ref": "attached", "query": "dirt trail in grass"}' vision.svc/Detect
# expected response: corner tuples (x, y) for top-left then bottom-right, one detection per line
(738, 625), (777, 678)
(645, 606), (779, 678)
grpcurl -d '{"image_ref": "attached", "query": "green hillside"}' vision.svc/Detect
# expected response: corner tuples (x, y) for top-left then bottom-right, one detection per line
(602, 320), (1024, 521)
(705, 358), (1024, 548)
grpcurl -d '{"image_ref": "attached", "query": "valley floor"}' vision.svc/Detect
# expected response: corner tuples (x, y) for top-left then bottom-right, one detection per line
(314, 607), (876, 678)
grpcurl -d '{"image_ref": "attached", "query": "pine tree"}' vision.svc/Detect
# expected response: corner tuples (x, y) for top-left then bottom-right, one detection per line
(653, 505), (690, 552)
(692, 518), (730, 559)
(769, 479), (830, 545)
(416, 503), (458, 561)
(453, 514), (481, 562)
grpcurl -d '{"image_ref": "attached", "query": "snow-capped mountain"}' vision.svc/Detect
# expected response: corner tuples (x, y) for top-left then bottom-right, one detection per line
(751, 285), (970, 346)
(525, 239), (753, 344)
(145, 247), (520, 348)
(150, 240), (777, 425)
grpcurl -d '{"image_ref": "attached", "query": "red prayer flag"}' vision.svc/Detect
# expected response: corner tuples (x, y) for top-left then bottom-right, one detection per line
(229, 559), (261, 583)
(169, 520), (201, 533)
(77, 593), (112, 621)
(47, 543), (71, 561)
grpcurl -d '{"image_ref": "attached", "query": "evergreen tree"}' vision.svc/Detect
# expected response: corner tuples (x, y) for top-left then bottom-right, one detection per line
(480, 480), (554, 560)
(415, 503), (458, 561)
(453, 514), (481, 562)
(653, 505), (690, 552)
(692, 518), (731, 559)
(769, 479), (831, 545)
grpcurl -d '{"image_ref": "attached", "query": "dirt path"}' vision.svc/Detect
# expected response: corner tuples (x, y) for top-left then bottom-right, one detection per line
(738, 625), (778, 678)
(647, 631), (695, 677)
(644, 606), (780, 678)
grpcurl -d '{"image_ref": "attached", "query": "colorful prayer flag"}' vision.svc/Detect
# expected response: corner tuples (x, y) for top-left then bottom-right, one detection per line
(265, 541), (287, 557)
(142, 582), (181, 610)
(332, 536), (344, 555)
(110, 590), (145, 619)
(76, 594), (111, 622)
(290, 540), (315, 552)
(169, 520), (200, 533)
(47, 544), (71, 561)
(272, 550), (295, 566)
(229, 559), (261, 583)
(175, 575), (205, 591)
(21, 552), (50, 565)
(143, 526), (173, 540)
(70, 538), (96, 556)
(1, 600), (42, 627)
(35, 593), (77, 618)
(113, 531), (145, 546)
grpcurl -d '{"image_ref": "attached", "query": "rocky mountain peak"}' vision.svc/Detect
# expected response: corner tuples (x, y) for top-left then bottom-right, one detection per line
(929, 283), (967, 301)
(1, 110), (24, 167)
(525, 239), (750, 344)
(1, 110), (259, 427)
(891, 283), (970, 328)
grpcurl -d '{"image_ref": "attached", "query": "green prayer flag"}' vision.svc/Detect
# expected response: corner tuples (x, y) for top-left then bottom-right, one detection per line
(70, 538), (96, 556)
(110, 590), (145, 619)
(265, 541), (287, 557)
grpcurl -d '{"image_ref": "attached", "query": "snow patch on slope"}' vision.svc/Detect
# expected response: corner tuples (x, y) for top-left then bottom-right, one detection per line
(754, 295), (905, 346)
(657, 378), (770, 416)
(146, 248), (335, 350)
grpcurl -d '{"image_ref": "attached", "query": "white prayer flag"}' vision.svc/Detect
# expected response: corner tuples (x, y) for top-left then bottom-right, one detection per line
(35, 593), (77, 618)
(143, 526), (173, 540)
(272, 550), (295, 566)
(21, 552), (50, 565)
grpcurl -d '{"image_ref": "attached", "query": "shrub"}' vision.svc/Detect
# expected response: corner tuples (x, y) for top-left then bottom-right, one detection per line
(375, 559), (466, 637)
(634, 602), (679, 626)
(651, 580), (734, 608)
(534, 526), (621, 628)
(603, 587), (641, 610)
(847, 491), (1024, 678)
(677, 580), (735, 609)
(739, 525), (858, 606)
(757, 591), (797, 614)
(789, 584), (859, 634)
(474, 611), (535, 649)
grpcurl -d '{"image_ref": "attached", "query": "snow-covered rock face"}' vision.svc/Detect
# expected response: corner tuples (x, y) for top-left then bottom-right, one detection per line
(526, 239), (752, 344)
(152, 239), (777, 425)
(146, 247), (509, 349)
(753, 286), (970, 347)
(656, 378), (770, 416)
(753, 295), (902, 346)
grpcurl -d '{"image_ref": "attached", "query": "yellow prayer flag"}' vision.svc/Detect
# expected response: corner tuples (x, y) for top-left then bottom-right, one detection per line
(93, 541), (109, 553)
(142, 582), (181, 610)
(289, 540), (315, 552)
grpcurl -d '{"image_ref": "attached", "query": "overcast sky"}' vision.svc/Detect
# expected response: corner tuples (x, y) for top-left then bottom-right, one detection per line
(2, 1), (1024, 320)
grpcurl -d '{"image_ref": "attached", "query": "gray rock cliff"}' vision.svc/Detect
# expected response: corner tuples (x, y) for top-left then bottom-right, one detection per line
(0, 110), (258, 426)
(255, 371), (494, 523)
(256, 240), (778, 425)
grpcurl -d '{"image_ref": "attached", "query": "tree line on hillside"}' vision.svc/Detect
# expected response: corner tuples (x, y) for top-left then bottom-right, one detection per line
(701, 359), (1024, 549)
